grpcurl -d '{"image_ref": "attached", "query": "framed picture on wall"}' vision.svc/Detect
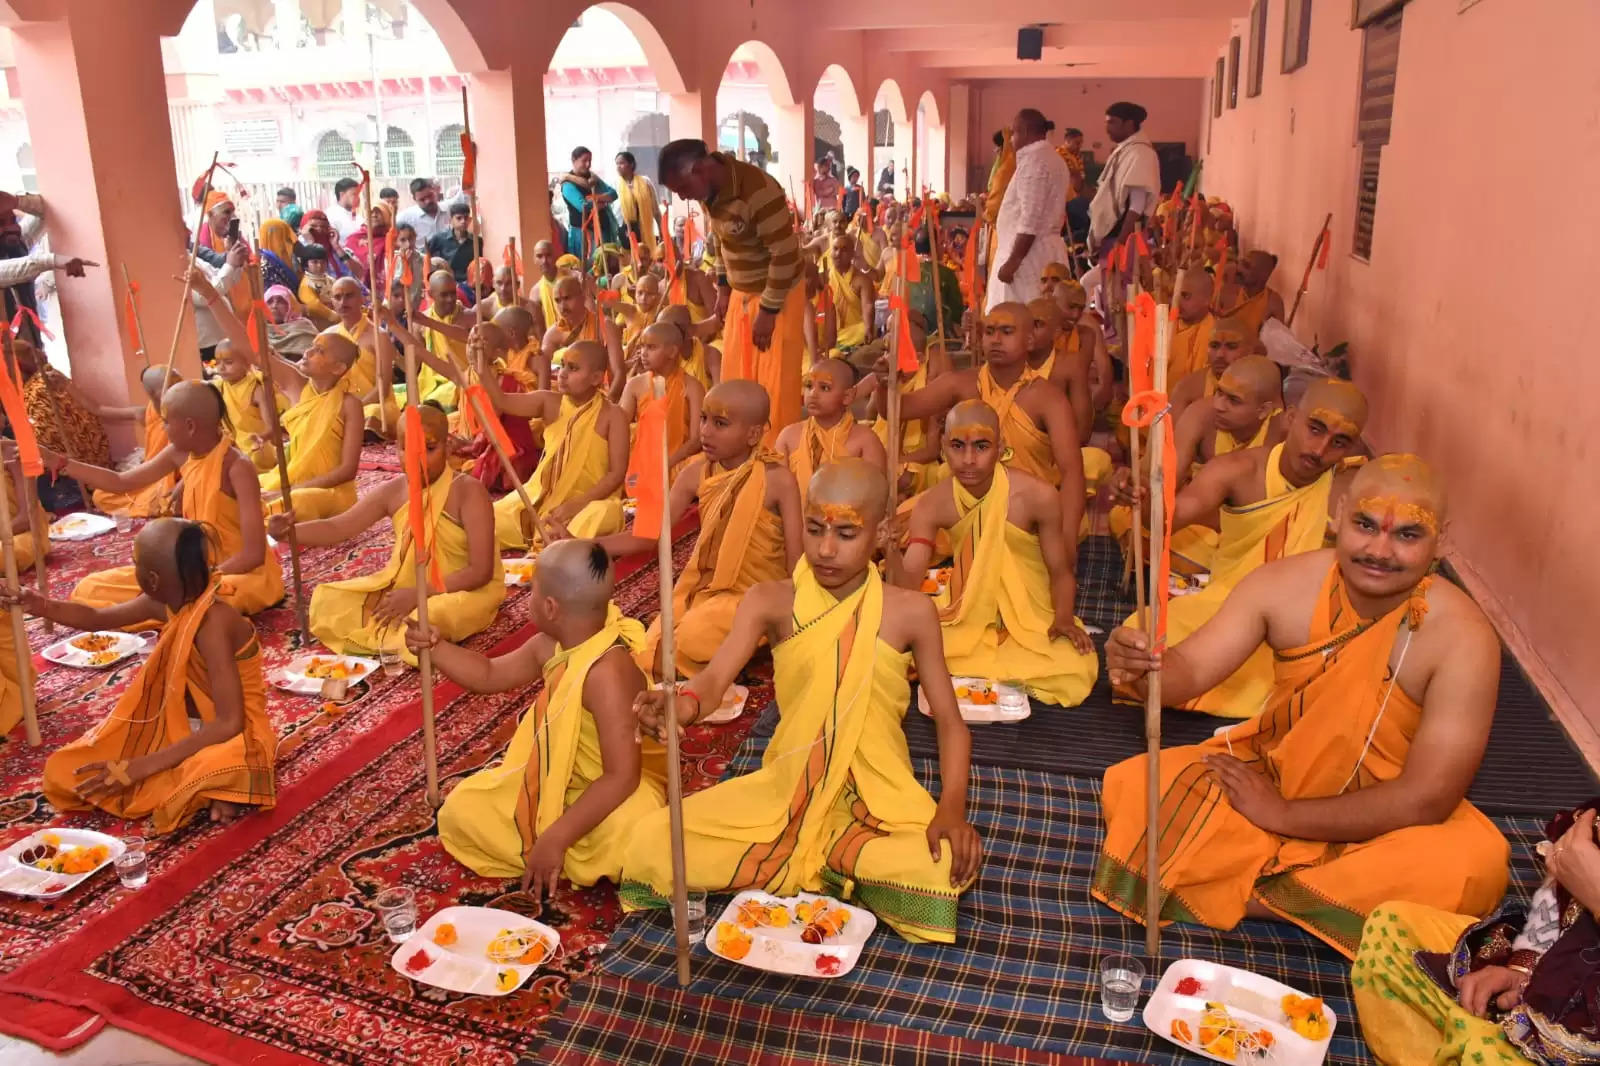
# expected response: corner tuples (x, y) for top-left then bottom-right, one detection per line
(1283, 0), (1313, 73)
(1213, 58), (1225, 117)
(1247, 2), (1267, 96)
(1352, 0), (1406, 28)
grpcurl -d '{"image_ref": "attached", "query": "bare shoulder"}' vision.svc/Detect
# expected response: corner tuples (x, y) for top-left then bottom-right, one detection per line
(1418, 578), (1498, 656)
(847, 423), (882, 453)
(915, 477), (958, 522)
(340, 392), (364, 418)
(202, 599), (254, 651)
(747, 578), (796, 620)
(773, 421), (802, 453)
(1007, 467), (1055, 515)
(449, 468), (492, 508)
(683, 375), (706, 401)
(879, 583), (936, 649)
(1171, 370), (1205, 406)
(765, 462), (800, 501)
(584, 643), (647, 708)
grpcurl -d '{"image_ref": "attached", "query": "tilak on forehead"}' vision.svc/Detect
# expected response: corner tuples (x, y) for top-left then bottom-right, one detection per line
(807, 501), (869, 527)
(1351, 452), (1444, 535)
(1300, 376), (1368, 437)
(946, 399), (999, 443)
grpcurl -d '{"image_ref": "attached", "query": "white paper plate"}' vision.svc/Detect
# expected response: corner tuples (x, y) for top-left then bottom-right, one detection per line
(705, 891), (876, 979)
(917, 677), (1031, 724)
(701, 684), (750, 724)
(504, 559), (537, 587)
(1143, 959), (1336, 1065)
(41, 631), (143, 670)
(391, 905), (560, 997)
(0, 828), (125, 900)
(48, 512), (117, 541)
(281, 654), (376, 686)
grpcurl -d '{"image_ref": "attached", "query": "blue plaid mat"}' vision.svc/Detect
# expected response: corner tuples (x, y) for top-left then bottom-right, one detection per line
(552, 725), (1545, 1064)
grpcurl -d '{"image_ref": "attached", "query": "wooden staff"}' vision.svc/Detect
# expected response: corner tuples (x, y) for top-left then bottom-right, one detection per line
(925, 205), (948, 361)
(1, 334), (50, 633)
(461, 344), (537, 528)
(164, 152), (220, 386)
(1144, 297), (1173, 959)
(1125, 237), (1147, 622)
(885, 271), (905, 518)
(122, 264), (151, 367)
(357, 166), (391, 440)
(242, 251), (310, 638)
(653, 376), (692, 987)
(461, 86), (483, 308)
(0, 338), (38, 744)
(506, 236), (521, 301)
(1286, 212), (1333, 328)
(399, 334), (442, 807)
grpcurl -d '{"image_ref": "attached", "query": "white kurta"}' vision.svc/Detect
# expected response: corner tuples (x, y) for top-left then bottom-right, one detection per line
(1088, 131), (1161, 253)
(985, 141), (1069, 312)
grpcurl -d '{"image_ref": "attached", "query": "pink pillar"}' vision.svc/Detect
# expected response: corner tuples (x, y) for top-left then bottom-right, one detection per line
(840, 112), (870, 190)
(668, 90), (717, 146)
(472, 64), (552, 253)
(772, 100), (814, 214)
(10, 7), (193, 437)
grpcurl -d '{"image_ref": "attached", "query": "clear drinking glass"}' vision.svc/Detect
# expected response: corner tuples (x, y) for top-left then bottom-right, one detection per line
(115, 835), (149, 889)
(1098, 953), (1146, 1023)
(685, 891), (707, 940)
(379, 646), (405, 678)
(375, 886), (417, 943)
(114, 510), (133, 534)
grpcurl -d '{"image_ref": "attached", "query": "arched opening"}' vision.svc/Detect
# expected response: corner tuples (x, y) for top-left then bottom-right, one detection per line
(813, 111), (843, 175)
(314, 129), (356, 181)
(872, 80), (909, 199)
(916, 90), (945, 194)
(434, 123), (465, 180)
(544, 5), (685, 257)
(813, 63), (863, 185)
(718, 110), (772, 169)
(716, 42), (789, 181)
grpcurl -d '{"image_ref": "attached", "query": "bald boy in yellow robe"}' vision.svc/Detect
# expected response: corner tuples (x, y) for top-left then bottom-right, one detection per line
(212, 342), (287, 471)
(891, 401), (1097, 706)
(542, 275), (626, 400)
(1113, 377), (1369, 717)
(413, 539), (664, 892)
(599, 380), (802, 679)
(480, 340), (629, 553)
(823, 234), (876, 352)
(52, 381), (283, 621)
(1167, 269), (1217, 381)
(1212, 250), (1285, 339)
(617, 322), (704, 480)
(269, 404), (503, 660)
(257, 328), (366, 521)
(23, 518), (275, 832)
(1169, 316), (1252, 423)
(623, 460), (982, 943)
(1097, 456), (1509, 957)
(774, 357), (885, 509)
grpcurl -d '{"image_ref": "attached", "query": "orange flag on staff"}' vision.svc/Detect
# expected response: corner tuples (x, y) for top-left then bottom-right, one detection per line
(625, 393), (669, 540)
(898, 237), (922, 285)
(459, 131), (476, 190)
(1317, 222), (1333, 269)
(891, 295), (919, 373)
(401, 405), (445, 592)
(459, 383), (516, 459)
(124, 281), (144, 353)
(682, 210), (700, 264)
(961, 220), (980, 303)
(1128, 292), (1157, 397)
(503, 239), (523, 276)
(0, 341), (41, 477)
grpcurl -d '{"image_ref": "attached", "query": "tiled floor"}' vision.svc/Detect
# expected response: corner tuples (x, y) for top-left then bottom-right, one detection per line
(0, 1030), (206, 1065)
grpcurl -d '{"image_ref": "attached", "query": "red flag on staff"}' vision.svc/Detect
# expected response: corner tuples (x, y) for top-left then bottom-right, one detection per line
(401, 405), (445, 592)
(0, 345), (41, 477)
(625, 395), (669, 540)
(124, 281), (144, 353)
(459, 132), (476, 190)
(1134, 231), (1151, 260)
(1316, 223), (1333, 269)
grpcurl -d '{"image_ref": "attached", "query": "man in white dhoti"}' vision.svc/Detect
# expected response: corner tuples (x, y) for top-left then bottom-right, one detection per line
(1087, 101), (1161, 256)
(986, 109), (1069, 313)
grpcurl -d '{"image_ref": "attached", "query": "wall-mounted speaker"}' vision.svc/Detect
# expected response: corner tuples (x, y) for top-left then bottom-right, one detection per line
(1017, 27), (1043, 61)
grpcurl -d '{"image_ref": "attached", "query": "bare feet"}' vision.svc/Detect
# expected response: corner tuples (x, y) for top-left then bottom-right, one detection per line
(1244, 899), (1281, 921)
(209, 799), (244, 823)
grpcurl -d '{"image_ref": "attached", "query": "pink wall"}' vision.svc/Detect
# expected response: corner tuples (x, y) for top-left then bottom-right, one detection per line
(1200, 0), (1600, 761)
(967, 77), (1203, 179)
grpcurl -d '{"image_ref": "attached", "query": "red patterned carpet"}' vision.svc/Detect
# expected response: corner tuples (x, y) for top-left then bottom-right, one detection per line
(0, 452), (748, 1063)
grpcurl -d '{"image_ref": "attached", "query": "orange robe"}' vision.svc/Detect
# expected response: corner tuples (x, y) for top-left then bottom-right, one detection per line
(1217, 287), (1273, 339)
(979, 365), (1058, 487)
(722, 284), (806, 447)
(73, 439), (284, 618)
(42, 583), (276, 834)
(91, 403), (175, 518)
(639, 451), (788, 678)
(1168, 314), (1215, 381)
(1092, 562), (1509, 958)
(627, 370), (691, 482)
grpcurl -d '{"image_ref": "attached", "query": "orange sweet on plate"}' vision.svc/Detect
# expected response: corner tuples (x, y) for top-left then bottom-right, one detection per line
(432, 923), (458, 947)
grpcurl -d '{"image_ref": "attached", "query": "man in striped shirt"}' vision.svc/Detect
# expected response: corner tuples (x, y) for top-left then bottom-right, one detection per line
(658, 139), (804, 443)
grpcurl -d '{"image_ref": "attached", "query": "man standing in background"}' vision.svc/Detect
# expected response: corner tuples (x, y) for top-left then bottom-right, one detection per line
(614, 151), (659, 254)
(397, 178), (445, 245)
(325, 177), (363, 242)
(987, 109), (1069, 310)
(1088, 101), (1160, 255)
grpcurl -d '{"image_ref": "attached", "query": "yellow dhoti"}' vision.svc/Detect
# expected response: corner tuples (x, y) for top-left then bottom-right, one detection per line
(1093, 564), (1508, 957)
(936, 467), (1097, 706)
(310, 470), (505, 657)
(438, 607), (665, 884)
(42, 583), (276, 834)
(639, 452), (787, 679)
(722, 285), (806, 447)
(622, 562), (969, 943)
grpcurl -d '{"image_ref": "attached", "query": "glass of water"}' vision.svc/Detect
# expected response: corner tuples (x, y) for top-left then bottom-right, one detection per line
(685, 890), (707, 940)
(1099, 953), (1146, 1023)
(375, 886), (418, 943)
(115, 835), (149, 889)
(378, 646), (405, 678)
(114, 510), (133, 534)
